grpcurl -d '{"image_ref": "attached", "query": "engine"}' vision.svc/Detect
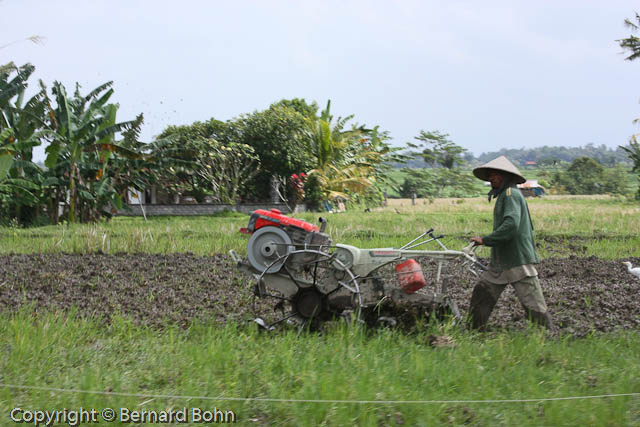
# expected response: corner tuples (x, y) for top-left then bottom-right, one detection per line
(242, 209), (332, 273)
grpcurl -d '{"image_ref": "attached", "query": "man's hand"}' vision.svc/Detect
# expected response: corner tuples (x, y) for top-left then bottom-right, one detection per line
(470, 236), (483, 246)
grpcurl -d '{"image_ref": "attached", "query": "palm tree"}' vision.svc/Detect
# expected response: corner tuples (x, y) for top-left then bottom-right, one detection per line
(619, 13), (640, 61)
(308, 100), (380, 200)
(618, 14), (640, 198)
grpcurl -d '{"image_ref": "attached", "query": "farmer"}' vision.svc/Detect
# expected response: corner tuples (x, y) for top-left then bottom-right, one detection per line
(467, 156), (553, 330)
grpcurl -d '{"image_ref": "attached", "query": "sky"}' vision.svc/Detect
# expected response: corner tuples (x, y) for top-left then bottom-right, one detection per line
(2, 0), (639, 162)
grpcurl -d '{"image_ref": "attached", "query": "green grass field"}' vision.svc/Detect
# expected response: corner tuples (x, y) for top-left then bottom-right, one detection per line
(2, 312), (639, 426)
(1, 195), (638, 259)
(1, 196), (639, 425)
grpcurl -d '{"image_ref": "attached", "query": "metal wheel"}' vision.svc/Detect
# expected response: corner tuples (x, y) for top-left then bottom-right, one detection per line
(246, 226), (293, 273)
(252, 249), (361, 331)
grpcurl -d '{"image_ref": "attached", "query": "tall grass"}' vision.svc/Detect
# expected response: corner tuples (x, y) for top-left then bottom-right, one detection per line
(1, 311), (639, 426)
(0, 196), (638, 258)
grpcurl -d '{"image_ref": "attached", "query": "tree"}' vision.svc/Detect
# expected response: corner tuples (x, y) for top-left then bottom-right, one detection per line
(270, 98), (318, 119)
(156, 118), (261, 204)
(475, 145), (631, 166)
(239, 105), (314, 200)
(406, 129), (476, 198)
(364, 126), (407, 185)
(1, 63), (160, 225)
(152, 99), (400, 208)
(196, 140), (259, 204)
(617, 14), (640, 197)
(601, 163), (631, 195)
(551, 157), (605, 195)
(620, 139), (640, 198)
(0, 63), (48, 224)
(566, 157), (604, 194)
(99, 113), (158, 207)
(618, 13), (640, 61)
(41, 81), (142, 223)
(398, 168), (436, 198)
(413, 130), (466, 169)
(0, 129), (41, 225)
(307, 100), (385, 202)
(155, 120), (225, 201)
(551, 157), (629, 195)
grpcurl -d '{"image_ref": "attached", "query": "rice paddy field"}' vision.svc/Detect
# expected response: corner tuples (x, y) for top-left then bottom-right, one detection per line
(1, 195), (639, 425)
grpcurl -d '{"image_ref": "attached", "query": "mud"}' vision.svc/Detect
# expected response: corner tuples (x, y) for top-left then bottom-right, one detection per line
(0, 253), (254, 328)
(0, 253), (639, 336)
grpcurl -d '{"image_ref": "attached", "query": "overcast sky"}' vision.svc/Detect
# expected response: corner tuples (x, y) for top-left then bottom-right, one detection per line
(2, 0), (639, 161)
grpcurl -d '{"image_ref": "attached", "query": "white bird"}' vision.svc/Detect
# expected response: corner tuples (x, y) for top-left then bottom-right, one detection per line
(622, 262), (640, 279)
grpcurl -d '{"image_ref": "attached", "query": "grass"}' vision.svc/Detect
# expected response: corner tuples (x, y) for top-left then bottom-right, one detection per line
(1, 196), (639, 425)
(1, 311), (639, 426)
(1, 195), (638, 259)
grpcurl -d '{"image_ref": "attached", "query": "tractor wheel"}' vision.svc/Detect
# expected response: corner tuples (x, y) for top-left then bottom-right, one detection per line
(252, 249), (361, 332)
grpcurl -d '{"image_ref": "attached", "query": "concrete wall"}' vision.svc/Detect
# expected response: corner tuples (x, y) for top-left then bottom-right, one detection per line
(116, 203), (307, 216)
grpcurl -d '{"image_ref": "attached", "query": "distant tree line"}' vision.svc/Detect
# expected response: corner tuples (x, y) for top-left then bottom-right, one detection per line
(543, 157), (630, 196)
(397, 144), (633, 169)
(474, 144), (632, 167)
(394, 133), (636, 199)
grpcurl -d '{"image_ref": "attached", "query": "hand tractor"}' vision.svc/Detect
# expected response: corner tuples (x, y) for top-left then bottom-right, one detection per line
(230, 209), (487, 331)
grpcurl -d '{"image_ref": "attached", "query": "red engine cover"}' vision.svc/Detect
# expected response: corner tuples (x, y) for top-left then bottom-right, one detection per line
(241, 209), (319, 234)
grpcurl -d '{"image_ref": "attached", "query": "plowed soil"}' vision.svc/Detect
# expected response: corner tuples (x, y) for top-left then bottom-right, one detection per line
(1, 253), (639, 336)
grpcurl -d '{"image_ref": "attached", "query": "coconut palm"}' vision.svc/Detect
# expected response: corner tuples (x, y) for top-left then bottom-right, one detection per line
(619, 13), (640, 61)
(308, 100), (382, 200)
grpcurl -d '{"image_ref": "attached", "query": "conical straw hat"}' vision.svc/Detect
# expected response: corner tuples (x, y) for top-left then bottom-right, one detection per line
(473, 155), (526, 184)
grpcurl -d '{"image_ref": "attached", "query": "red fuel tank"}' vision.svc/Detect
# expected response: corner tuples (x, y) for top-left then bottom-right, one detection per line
(395, 259), (427, 294)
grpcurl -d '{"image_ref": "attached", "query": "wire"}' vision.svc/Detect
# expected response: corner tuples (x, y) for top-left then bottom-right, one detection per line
(1, 383), (638, 405)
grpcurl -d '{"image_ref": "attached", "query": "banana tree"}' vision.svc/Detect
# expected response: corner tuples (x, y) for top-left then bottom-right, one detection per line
(0, 64), (47, 158)
(0, 63), (49, 223)
(0, 128), (41, 222)
(41, 81), (142, 222)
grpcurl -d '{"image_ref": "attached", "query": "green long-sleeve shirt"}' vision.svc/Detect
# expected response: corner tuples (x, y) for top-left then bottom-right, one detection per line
(482, 186), (539, 271)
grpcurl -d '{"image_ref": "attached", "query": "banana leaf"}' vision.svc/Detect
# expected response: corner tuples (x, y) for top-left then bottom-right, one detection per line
(0, 153), (13, 179)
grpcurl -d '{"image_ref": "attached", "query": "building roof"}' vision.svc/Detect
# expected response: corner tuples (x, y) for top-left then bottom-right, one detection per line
(517, 180), (544, 189)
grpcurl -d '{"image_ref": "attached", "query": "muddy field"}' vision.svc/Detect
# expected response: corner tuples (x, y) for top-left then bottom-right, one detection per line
(0, 253), (639, 336)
